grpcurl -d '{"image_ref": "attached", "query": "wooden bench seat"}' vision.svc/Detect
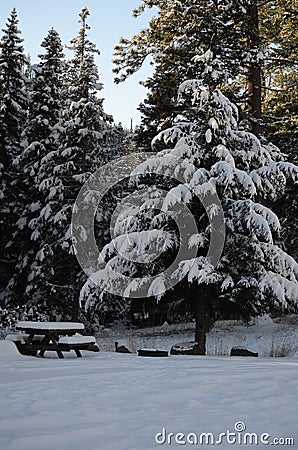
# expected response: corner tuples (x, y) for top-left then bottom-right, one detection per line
(14, 339), (99, 358)
(57, 335), (99, 357)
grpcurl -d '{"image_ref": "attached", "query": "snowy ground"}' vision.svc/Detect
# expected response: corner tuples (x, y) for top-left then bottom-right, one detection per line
(0, 318), (298, 450)
(95, 315), (298, 357)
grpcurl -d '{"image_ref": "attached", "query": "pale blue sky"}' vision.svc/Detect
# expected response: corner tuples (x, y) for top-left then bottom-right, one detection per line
(0, 1), (156, 128)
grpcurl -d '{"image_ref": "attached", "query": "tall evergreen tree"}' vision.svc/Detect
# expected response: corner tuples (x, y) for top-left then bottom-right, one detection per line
(24, 8), (119, 320)
(81, 53), (298, 353)
(260, 0), (298, 259)
(261, 0), (297, 150)
(0, 9), (28, 299)
(1, 29), (66, 307)
(113, 0), (297, 271)
(113, 0), (268, 147)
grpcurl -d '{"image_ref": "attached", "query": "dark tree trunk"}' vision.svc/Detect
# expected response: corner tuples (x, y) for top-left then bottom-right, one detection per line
(247, 0), (262, 136)
(194, 295), (207, 355)
(248, 65), (262, 136)
(71, 290), (80, 322)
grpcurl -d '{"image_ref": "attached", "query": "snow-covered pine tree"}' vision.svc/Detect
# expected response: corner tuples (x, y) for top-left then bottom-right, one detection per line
(1, 29), (66, 307)
(0, 9), (28, 300)
(260, 0), (297, 260)
(113, 0), (267, 147)
(81, 52), (298, 354)
(261, 0), (297, 148)
(25, 8), (120, 321)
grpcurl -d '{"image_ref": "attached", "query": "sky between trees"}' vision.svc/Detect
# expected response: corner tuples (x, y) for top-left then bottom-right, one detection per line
(0, 0), (155, 128)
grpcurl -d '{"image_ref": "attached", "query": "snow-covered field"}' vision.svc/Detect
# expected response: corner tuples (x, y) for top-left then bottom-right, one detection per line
(0, 317), (298, 450)
(95, 315), (298, 357)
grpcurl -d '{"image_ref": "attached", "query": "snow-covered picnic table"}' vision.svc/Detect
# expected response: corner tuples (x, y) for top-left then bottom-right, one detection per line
(12, 321), (99, 358)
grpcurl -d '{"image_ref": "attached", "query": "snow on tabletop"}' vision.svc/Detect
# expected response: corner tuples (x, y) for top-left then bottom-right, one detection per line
(16, 321), (85, 331)
(58, 336), (96, 345)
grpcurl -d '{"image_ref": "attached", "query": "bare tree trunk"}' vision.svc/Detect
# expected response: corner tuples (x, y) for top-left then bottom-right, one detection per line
(247, 0), (262, 136)
(194, 295), (207, 355)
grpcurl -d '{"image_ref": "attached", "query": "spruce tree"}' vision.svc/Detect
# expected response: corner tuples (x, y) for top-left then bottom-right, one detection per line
(0, 9), (28, 300)
(1, 29), (66, 307)
(113, 0), (268, 147)
(81, 52), (298, 354)
(261, 0), (297, 145)
(260, 0), (297, 260)
(0, 8), (27, 163)
(25, 8), (119, 320)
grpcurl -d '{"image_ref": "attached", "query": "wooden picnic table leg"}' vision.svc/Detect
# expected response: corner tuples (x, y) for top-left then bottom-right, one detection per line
(38, 332), (64, 358)
(26, 333), (35, 344)
(38, 334), (51, 358)
(57, 349), (64, 359)
(74, 349), (82, 358)
(22, 333), (38, 356)
(51, 332), (64, 359)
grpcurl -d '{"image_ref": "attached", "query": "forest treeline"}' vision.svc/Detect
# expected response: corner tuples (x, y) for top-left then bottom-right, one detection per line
(0, 2), (297, 340)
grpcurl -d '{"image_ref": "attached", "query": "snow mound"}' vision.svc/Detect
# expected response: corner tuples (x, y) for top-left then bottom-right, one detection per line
(0, 339), (22, 356)
(5, 333), (28, 344)
(253, 314), (274, 326)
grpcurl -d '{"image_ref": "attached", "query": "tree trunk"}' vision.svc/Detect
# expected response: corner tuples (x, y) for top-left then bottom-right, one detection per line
(71, 289), (80, 322)
(247, 0), (262, 136)
(194, 295), (207, 355)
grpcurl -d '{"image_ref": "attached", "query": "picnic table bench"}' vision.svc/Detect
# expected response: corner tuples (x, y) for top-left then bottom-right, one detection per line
(8, 321), (99, 358)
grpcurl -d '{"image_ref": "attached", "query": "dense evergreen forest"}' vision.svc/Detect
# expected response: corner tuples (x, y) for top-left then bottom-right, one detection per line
(0, 2), (297, 351)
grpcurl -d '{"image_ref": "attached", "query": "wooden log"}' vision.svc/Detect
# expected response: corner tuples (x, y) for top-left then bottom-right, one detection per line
(230, 347), (258, 357)
(115, 342), (131, 353)
(170, 341), (199, 355)
(137, 349), (168, 357)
